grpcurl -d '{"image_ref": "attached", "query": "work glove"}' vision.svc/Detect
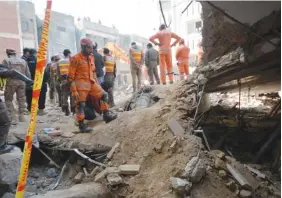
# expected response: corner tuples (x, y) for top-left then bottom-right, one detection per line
(101, 91), (109, 102)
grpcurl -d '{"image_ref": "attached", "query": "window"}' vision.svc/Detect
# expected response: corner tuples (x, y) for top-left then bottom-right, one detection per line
(195, 21), (202, 32)
(57, 26), (66, 32)
(21, 21), (29, 32)
(187, 22), (195, 34)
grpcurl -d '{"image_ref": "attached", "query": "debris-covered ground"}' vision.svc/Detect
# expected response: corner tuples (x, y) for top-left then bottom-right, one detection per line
(2, 73), (280, 198)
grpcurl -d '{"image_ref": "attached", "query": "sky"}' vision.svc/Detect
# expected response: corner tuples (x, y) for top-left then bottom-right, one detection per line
(32, 0), (160, 38)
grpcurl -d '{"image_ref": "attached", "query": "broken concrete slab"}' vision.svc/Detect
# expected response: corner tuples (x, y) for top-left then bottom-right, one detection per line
(225, 181), (237, 192)
(218, 170), (227, 179)
(107, 173), (123, 185)
(31, 182), (113, 198)
(0, 147), (22, 188)
(94, 169), (108, 183)
(119, 164), (140, 175)
(170, 177), (192, 196)
(182, 157), (206, 183)
(239, 190), (252, 198)
(226, 164), (252, 190)
(167, 119), (185, 137)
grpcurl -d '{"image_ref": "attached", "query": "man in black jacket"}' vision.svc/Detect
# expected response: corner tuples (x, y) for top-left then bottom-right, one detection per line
(93, 43), (104, 85)
(21, 48), (30, 62)
(26, 48), (50, 115)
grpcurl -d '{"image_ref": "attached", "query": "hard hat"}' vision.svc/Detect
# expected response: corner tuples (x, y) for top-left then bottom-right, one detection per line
(6, 48), (16, 55)
(80, 37), (93, 46)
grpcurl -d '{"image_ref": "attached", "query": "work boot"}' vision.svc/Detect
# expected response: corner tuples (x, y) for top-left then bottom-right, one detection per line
(169, 81), (174, 84)
(162, 83), (166, 85)
(103, 110), (117, 123)
(38, 109), (47, 116)
(78, 120), (93, 133)
(0, 145), (14, 155)
(65, 108), (70, 116)
(19, 114), (26, 122)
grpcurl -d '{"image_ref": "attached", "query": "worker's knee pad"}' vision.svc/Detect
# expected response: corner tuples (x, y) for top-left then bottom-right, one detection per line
(0, 101), (11, 126)
(78, 102), (86, 113)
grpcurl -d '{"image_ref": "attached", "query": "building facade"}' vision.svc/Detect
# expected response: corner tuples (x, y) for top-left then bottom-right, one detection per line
(19, 1), (38, 50)
(0, 1), (22, 60)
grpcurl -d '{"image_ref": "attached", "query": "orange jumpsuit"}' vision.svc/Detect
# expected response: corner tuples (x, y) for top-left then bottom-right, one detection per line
(68, 52), (108, 121)
(149, 30), (181, 84)
(176, 44), (190, 80)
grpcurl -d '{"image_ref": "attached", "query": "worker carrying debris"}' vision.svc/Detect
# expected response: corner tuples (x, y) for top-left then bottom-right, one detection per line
(0, 63), (33, 154)
(2, 49), (31, 123)
(103, 47), (116, 107)
(129, 42), (143, 93)
(149, 24), (181, 85)
(56, 49), (72, 116)
(68, 37), (117, 132)
(176, 39), (190, 80)
(145, 43), (160, 85)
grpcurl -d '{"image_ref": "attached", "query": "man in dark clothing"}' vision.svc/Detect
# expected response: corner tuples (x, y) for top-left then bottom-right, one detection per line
(145, 43), (160, 85)
(93, 43), (104, 85)
(26, 49), (50, 115)
(21, 48), (30, 62)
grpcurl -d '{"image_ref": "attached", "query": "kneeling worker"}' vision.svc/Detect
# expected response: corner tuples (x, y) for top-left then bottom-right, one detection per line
(68, 37), (117, 132)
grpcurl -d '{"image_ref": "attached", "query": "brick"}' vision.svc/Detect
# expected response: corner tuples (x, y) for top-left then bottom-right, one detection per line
(107, 173), (123, 185)
(94, 169), (107, 182)
(118, 164), (140, 175)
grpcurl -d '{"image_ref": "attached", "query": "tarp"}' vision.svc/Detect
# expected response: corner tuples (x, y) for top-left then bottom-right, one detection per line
(98, 42), (129, 64)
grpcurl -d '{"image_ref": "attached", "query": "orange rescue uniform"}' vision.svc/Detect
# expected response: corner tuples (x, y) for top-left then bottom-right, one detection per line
(68, 52), (108, 121)
(149, 30), (181, 83)
(176, 44), (190, 80)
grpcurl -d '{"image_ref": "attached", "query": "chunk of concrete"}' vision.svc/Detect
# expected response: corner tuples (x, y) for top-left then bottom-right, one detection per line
(107, 173), (122, 186)
(73, 172), (84, 183)
(119, 164), (140, 175)
(94, 169), (108, 183)
(226, 164), (252, 190)
(218, 170), (227, 179)
(182, 157), (199, 178)
(239, 190), (252, 198)
(190, 159), (206, 183)
(106, 167), (120, 174)
(170, 177), (192, 196)
(215, 158), (227, 170)
(30, 182), (112, 198)
(167, 119), (185, 137)
(0, 147), (22, 187)
(226, 181), (237, 192)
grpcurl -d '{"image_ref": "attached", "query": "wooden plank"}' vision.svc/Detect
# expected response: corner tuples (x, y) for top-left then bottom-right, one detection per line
(226, 163), (252, 190)
(168, 119), (185, 137)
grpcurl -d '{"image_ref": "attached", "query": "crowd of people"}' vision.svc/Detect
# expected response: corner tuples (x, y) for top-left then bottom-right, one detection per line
(0, 23), (200, 154)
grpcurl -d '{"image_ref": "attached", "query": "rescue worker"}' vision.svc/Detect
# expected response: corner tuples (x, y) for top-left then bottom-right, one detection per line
(0, 64), (33, 154)
(149, 24), (181, 85)
(68, 37), (117, 132)
(145, 43), (160, 85)
(47, 55), (60, 105)
(103, 47), (116, 107)
(26, 49), (50, 115)
(57, 49), (72, 116)
(176, 39), (190, 80)
(3, 49), (31, 123)
(93, 43), (105, 85)
(196, 41), (203, 66)
(129, 42), (143, 93)
(21, 48), (30, 62)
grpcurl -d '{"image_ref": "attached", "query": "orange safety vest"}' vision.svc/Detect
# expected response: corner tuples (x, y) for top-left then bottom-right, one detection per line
(104, 55), (115, 73)
(130, 48), (142, 63)
(58, 58), (70, 76)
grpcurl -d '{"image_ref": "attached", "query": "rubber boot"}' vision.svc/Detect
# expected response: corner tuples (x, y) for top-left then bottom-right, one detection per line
(103, 110), (117, 123)
(19, 114), (26, 122)
(78, 120), (93, 133)
(0, 145), (14, 155)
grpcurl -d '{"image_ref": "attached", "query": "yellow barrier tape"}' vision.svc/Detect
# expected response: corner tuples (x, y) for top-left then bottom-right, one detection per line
(15, 1), (52, 197)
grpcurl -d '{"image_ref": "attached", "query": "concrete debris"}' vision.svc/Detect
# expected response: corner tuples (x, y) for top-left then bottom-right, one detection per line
(106, 142), (120, 160)
(73, 172), (84, 183)
(182, 157), (206, 183)
(217, 151), (225, 159)
(46, 168), (57, 178)
(0, 147), (22, 188)
(215, 158), (227, 171)
(170, 177), (192, 196)
(239, 190), (252, 198)
(107, 173), (123, 186)
(226, 164), (252, 190)
(94, 169), (108, 183)
(197, 74), (208, 85)
(225, 156), (236, 164)
(167, 119), (186, 137)
(117, 108), (124, 112)
(77, 159), (86, 166)
(244, 165), (266, 179)
(225, 181), (237, 192)
(118, 164), (140, 175)
(106, 167), (120, 174)
(169, 139), (178, 153)
(218, 170), (227, 179)
(30, 182), (112, 198)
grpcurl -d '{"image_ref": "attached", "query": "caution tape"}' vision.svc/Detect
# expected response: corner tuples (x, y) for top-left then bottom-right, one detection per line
(15, 1), (52, 198)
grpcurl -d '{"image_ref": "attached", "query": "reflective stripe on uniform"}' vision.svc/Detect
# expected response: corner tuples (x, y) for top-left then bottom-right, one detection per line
(58, 61), (70, 76)
(130, 48), (142, 63)
(104, 55), (115, 73)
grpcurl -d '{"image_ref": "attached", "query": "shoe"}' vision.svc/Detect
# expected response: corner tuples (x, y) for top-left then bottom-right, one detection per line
(19, 114), (26, 122)
(169, 81), (174, 84)
(78, 120), (93, 132)
(103, 110), (117, 123)
(38, 109), (47, 116)
(65, 108), (70, 116)
(162, 83), (166, 85)
(0, 145), (14, 155)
